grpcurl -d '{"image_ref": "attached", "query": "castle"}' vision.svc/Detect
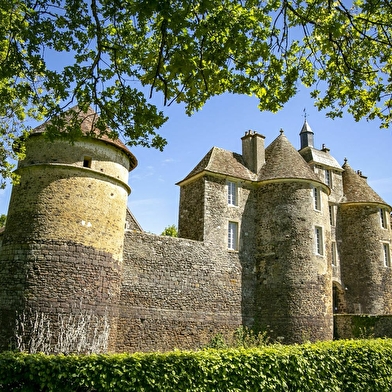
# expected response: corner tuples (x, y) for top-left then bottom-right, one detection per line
(1, 108), (392, 353)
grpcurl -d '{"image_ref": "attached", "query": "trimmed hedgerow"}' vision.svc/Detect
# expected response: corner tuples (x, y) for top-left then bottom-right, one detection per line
(1, 339), (392, 391)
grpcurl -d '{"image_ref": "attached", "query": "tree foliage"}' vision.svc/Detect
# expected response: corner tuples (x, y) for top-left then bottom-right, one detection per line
(1, 0), (391, 187)
(161, 224), (178, 237)
(0, 214), (6, 228)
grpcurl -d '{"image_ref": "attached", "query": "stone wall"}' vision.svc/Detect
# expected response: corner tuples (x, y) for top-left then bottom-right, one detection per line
(0, 240), (121, 352)
(334, 314), (392, 339)
(118, 231), (244, 352)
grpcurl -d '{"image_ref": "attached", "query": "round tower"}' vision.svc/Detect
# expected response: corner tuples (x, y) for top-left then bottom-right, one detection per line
(255, 131), (333, 343)
(0, 107), (137, 353)
(337, 161), (392, 314)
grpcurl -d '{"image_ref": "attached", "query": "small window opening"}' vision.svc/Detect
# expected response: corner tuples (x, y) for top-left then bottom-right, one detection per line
(313, 187), (321, 211)
(329, 205), (336, 226)
(331, 241), (337, 266)
(315, 226), (324, 255)
(83, 157), (92, 168)
(227, 181), (238, 206)
(228, 221), (239, 250)
(380, 208), (388, 229)
(383, 243), (391, 267)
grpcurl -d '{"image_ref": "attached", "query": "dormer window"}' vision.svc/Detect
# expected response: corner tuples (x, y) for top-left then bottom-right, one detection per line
(227, 181), (238, 206)
(83, 157), (92, 168)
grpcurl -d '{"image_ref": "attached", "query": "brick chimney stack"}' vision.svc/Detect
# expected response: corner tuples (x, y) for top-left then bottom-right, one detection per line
(241, 130), (265, 173)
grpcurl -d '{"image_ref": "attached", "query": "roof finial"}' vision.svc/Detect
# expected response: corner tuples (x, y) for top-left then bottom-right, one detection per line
(279, 128), (284, 134)
(344, 157), (348, 164)
(303, 108), (308, 122)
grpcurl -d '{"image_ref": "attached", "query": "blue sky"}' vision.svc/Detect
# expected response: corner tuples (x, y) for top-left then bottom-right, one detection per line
(1, 88), (392, 234)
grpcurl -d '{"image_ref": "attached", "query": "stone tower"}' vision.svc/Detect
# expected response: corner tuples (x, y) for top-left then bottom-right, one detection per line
(254, 131), (333, 343)
(337, 161), (392, 314)
(0, 107), (137, 353)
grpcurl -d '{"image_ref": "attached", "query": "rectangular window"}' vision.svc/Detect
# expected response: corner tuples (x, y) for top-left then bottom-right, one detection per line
(325, 169), (332, 187)
(380, 208), (387, 229)
(329, 205), (336, 226)
(331, 241), (337, 266)
(227, 181), (237, 206)
(313, 187), (321, 211)
(83, 156), (92, 168)
(228, 221), (238, 250)
(315, 226), (324, 255)
(383, 243), (391, 267)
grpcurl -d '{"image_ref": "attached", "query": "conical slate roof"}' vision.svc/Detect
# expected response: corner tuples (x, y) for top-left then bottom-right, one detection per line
(257, 131), (322, 184)
(177, 146), (256, 185)
(31, 106), (137, 169)
(341, 161), (389, 206)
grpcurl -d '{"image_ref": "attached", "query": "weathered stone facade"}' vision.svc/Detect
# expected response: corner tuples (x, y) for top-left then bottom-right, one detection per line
(0, 109), (391, 353)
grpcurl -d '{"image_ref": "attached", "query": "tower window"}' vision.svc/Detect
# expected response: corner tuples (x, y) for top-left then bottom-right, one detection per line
(329, 205), (336, 226)
(331, 241), (337, 266)
(227, 181), (238, 206)
(315, 226), (324, 255)
(313, 187), (321, 211)
(83, 157), (92, 168)
(380, 208), (388, 229)
(228, 221), (239, 250)
(383, 243), (391, 267)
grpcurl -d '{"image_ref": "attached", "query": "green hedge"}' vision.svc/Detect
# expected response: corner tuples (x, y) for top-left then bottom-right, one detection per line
(1, 339), (392, 391)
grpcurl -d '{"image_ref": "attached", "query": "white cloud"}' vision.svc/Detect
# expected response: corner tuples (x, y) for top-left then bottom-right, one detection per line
(162, 158), (174, 164)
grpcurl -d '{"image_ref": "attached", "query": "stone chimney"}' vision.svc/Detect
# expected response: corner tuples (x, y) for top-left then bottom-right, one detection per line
(241, 130), (265, 173)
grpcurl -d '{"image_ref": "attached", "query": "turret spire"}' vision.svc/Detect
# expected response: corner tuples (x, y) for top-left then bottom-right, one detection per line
(299, 119), (314, 149)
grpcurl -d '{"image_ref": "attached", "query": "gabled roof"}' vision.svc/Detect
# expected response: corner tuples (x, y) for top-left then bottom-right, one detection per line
(176, 146), (256, 185)
(341, 161), (390, 206)
(257, 131), (322, 184)
(31, 106), (137, 170)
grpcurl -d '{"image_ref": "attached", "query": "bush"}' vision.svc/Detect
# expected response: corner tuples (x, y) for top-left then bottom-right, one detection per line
(1, 339), (392, 391)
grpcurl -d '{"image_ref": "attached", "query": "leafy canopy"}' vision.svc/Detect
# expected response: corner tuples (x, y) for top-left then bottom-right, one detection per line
(161, 224), (178, 237)
(1, 0), (391, 187)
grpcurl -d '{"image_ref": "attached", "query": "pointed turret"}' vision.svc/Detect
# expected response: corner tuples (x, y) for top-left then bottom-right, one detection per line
(258, 129), (324, 187)
(341, 159), (389, 206)
(338, 159), (392, 315)
(255, 129), (333, 344)
(299, 119), (314, 149)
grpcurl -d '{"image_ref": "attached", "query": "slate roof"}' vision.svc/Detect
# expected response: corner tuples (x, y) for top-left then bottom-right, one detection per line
(177, 131), (324, 187)
(177, 147), (256, 184)
(300, 146), (342, 171)
(341, 161), (390, 206)
(300, 120), (314, 137)
(257, 131), (322, 183)
(31, 106), (137, 170)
